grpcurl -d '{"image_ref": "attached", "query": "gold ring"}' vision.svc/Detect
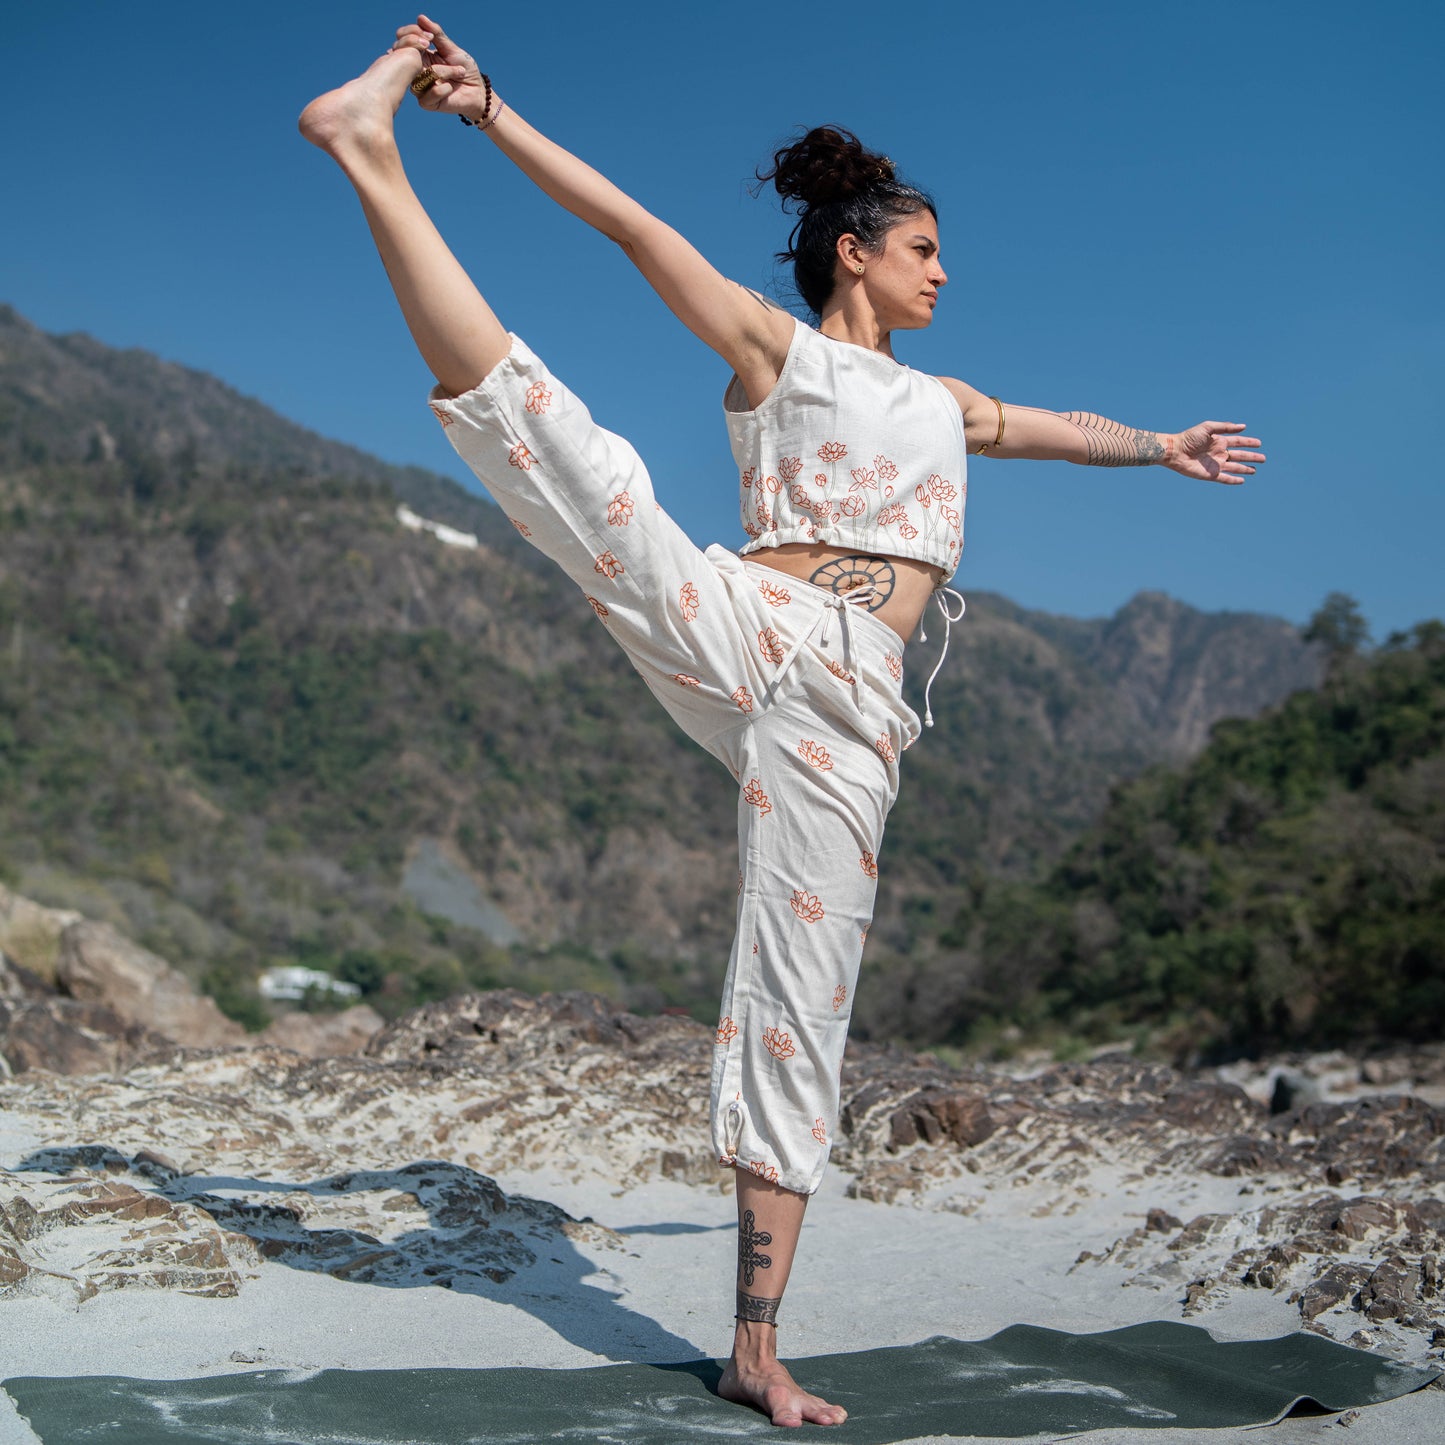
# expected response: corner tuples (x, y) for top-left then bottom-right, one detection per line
(409, 68), (437, 95)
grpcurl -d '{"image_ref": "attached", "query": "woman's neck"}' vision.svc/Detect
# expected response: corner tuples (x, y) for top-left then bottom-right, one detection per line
(818, 298), (895, 358)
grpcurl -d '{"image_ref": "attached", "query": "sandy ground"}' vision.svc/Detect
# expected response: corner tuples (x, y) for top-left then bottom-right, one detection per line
(3, 1089), (1441, 1445)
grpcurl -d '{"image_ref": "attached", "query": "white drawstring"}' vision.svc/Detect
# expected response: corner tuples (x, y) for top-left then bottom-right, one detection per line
(919, 587), (966, 727)
(763, 584), (877, 711)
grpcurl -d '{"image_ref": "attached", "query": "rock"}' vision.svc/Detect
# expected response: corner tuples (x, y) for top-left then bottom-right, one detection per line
(0, 885), (82, 984)
(1147, 1208), (1183, 1233)
(1299, 1261), (1372, 1321)
(0, 995), (176, 1076)
(258, 1005), (385, 1058)
(55, 920), (244, 1050)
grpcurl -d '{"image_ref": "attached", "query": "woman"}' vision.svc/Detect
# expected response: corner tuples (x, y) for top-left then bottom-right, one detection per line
(300, 18), (1264, 1427)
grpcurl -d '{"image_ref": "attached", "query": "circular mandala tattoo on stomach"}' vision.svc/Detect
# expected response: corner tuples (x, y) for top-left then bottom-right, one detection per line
(808, 555), (896, 611)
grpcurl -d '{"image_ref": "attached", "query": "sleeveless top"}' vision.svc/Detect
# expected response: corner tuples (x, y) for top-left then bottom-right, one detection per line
(724, 319), (968, 583)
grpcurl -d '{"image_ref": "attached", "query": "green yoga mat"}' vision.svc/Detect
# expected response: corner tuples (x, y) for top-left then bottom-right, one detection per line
(5, 1322), (1439, 1443)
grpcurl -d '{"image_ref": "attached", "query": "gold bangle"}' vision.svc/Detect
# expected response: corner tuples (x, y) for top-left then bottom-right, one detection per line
(977, 395), (1005, 454)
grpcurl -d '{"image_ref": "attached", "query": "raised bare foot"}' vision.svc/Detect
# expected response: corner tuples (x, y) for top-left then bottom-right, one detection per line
(298, 47), (426, 163)
(719, 1355), (848, 1428)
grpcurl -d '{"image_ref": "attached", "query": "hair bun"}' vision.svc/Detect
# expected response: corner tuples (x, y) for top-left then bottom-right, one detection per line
(760, 126), (896, 210)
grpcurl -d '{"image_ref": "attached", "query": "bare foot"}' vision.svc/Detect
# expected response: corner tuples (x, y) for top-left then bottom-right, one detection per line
(298, 47), (426, 163)
(719, 1355), (848, 1428)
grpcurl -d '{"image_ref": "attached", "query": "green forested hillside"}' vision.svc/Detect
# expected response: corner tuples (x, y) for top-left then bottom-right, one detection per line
(0, 306), (1328, 1040)
(863, 626), (1445, 1059)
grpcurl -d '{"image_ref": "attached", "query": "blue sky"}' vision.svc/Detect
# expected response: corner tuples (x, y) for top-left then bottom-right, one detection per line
(5, 1), (1441, 637)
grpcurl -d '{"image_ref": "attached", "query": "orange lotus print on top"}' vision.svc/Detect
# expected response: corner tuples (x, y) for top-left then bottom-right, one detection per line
(874, 455), (899, 481)
(508, 441), (534, 470)
(762, 1025), (796, 1060)
(859, 851), (878, 878)
(679, 581), (700, 621)
(585, 595), (610, 621)
(848, 466), (877, 493)
(817, 441), (847, 463)
(743, 779), (772, 816)
(715, 1016), (739, 1045)
(523, 381), (553, 415)
(797, 739), (834, 771)
(833, 984), (847, 1012)
(811, 1118), (828, 1145)
(593, 549), (624, 578)
(758, 580), (793, 608)
(778, 456), (803, 482)
(759, 627), (784, 665)
(789, 890), (825, 924)
(731, 685), (755, 713)
(607, 491), (635, 526)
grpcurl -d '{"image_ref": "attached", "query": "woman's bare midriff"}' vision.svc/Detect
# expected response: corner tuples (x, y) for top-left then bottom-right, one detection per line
(743, 543), (942, 645)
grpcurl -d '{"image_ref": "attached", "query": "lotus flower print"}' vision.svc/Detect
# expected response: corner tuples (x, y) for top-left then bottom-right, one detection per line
(743, 779), (772, 816)
(508, 441), (534, 470)
(762, 1026), (796, 1060)
(715, 1016), (739, 1045)
(811, 1119), (828, 1145)
(833, 984), (848, 1012)
(817, 441), (848, 463)
(875, 734), (897, 763)
(731, 685), (755, 713)
(585, 595), (609, 620)
(607, 491), (634, 526)
(757, 580), (792, 607)
(859, 851), (878, 878)
(797, 739), (834, 771)
(679, 581), (700, 621)
(789, 890), (825, 923)
(593, 550), (624, 578)
(758, 627), (784, 664)
(509, 517), (532, 538)
(524, 381), (553, 415)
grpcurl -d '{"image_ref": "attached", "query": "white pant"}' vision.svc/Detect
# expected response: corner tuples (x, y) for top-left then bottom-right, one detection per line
(431, 336), (922, 1194)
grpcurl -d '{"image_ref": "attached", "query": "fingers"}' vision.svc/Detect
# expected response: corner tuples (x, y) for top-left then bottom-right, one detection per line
(416, 13), (466, 61)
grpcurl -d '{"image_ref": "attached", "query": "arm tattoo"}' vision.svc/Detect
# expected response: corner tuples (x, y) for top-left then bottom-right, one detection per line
(737, 1208), (773, 1287)
(1058, 412), (1165, 467)
(736, 1290), (781, 1324)
(807, 555), (896, 611)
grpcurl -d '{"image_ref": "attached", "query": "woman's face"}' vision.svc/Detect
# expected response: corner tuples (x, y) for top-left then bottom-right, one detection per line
(855, 210), (948, 329)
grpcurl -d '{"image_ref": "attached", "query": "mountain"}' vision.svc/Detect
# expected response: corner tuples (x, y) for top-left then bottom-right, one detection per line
(871, 626), (1445, 1058)
(0, 305), (1322, 1036)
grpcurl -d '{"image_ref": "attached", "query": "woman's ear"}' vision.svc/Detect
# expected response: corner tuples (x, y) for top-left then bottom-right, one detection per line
(835, 232), (866, 275)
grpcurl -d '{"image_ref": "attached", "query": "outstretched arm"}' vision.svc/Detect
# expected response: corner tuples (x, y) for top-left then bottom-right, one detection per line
(396, 16), (794, 395)
(938, 377), (1266, 484)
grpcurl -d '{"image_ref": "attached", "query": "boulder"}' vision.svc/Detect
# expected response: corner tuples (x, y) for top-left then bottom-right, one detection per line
(0, 885), (82, 985)
(259, 1005), (385, 1058)
(55, 920), (244, 1050)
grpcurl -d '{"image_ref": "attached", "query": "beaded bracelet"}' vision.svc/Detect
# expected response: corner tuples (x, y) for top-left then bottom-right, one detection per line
(458, 72), (502, 130)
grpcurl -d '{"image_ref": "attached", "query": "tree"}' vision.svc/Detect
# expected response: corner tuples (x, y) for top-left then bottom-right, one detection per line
(1304, 593), (1370, 664)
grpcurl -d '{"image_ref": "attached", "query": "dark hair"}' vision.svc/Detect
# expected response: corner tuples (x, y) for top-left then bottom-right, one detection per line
(757, 126), (937, 317)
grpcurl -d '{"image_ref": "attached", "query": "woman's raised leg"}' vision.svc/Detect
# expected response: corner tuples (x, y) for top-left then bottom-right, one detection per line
(299, 47), (508, 396)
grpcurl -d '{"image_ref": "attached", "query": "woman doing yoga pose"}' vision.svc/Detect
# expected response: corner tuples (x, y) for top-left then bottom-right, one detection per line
(300, 16), (1265, 1427)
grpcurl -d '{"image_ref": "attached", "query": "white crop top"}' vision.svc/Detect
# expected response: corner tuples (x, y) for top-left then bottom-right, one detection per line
(724, 319), (968, 583)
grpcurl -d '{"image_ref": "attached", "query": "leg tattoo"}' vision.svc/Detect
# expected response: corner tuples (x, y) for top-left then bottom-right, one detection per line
(736, 1289), (781, 1324)
(738, 1208), (773, 1287)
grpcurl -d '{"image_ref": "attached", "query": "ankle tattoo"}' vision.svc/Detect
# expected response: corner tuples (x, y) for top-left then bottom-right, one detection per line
(736, 1290), (780, 1325)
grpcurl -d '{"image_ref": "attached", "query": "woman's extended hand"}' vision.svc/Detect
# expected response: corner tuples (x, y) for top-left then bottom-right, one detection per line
(393, 13), (494, 122)
(1167, 421), (1266, 484)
